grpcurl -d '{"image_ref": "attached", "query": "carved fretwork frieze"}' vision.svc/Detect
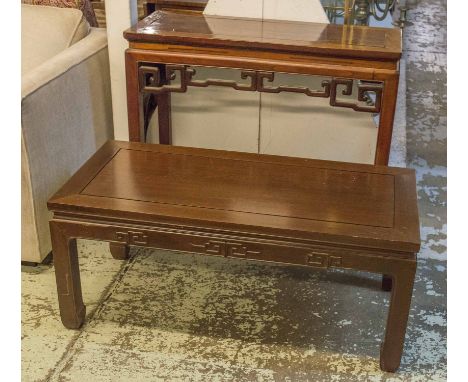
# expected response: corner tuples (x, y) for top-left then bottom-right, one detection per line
(191, 240), (261, 258)
(116, 230), (148, 245)
(257, 71), (331, 98)
(191, 240), (225, 256)
(138, 64), (383, 113)
(330, 79), (383, 113)
(225, 243), (262, 258)
(307, 252), (343, 269)
(182, 67), (258, 91)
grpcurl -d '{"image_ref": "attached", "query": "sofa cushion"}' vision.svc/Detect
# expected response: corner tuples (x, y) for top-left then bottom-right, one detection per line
(22, 0), (98, 27)
(21, 4), (90, 75)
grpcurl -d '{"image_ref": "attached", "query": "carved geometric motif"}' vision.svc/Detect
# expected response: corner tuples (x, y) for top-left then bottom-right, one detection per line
(330, 78), (383, 113)
(116, 231), (149, 245)
(191, 240), (225, 256)
(225, 242), (261, 258)
(257, 71), (331, 98)
(307, 252), (343, 268)
(191, 240), (261, 258)
(138, 64), (383, 113)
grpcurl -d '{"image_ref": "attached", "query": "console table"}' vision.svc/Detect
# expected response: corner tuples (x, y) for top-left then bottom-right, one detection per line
(124, 10), (402, 165)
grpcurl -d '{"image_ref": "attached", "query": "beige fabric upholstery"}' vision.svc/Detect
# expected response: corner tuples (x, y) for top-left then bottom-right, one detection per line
(21, 137), (40, 260)
(22, 4), (90, 75)
(22, 24), (114, 263)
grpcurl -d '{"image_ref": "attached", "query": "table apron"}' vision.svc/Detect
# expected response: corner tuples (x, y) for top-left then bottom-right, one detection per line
(51, 218), (416, 276)
(126, 48), (398, 81)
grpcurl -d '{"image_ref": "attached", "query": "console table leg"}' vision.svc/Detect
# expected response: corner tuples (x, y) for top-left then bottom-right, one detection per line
(50, 222), (85, 329)
(375, 74), (399, 165)
(157, 92), (172, 144)
(157, 64), (172, 145)
(125, 51), (145, 142)
(380, 264), (416, 372)
(382, 274), (393, 291)
(109, 243), (130, 260)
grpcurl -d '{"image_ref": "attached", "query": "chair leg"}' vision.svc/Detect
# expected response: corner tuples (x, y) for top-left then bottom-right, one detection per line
(109, 243), (130, 260)
(50, 222), (85, 329)
(382, 274), (393, 291)
(380, 264), (416, 372)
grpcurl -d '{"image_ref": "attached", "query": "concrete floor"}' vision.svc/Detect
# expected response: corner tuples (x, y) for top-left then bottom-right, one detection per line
(21, 1), (447, 381)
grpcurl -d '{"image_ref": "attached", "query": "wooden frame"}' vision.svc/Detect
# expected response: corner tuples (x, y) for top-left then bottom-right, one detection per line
(124, 11), (402, 165)
(48, 141), (419, 372)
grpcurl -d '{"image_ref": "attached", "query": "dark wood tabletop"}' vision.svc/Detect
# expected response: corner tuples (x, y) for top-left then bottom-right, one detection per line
(49, 141), (419, 253)
(124, 10), (401, 60)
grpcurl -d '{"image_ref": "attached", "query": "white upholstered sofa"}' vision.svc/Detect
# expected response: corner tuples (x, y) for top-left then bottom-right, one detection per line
(22, 4), (114, 263)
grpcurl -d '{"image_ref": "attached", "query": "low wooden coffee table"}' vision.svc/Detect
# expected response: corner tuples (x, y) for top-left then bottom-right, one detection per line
(48, 140), (420, 372)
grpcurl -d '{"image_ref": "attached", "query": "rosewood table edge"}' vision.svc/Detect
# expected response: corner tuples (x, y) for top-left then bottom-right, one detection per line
(47, 205), (420, 255)
(46, 141), (420, 254)
(125, 48), (398, 81)
(48, 191), (419, 248)
(49, 214), (418, 261)
(123, 32), (402, 61)
(49, 141), (121, 200)
(96, 140), (415, 176)
(124, 10), (402, 60)
(127, 42), (400, 65)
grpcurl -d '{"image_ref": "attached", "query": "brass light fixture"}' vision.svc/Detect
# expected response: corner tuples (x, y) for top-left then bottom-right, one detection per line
(322, 0), (408, 27)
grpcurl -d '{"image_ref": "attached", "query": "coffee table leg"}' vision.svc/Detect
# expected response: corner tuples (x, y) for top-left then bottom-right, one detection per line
(50, 222), (86, 329)
(109, 243), (130, 260)
(382, 275), (393, 291)
(380, 264), (416, 372)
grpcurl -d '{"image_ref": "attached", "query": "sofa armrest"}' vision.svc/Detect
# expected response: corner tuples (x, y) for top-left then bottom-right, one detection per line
(21, 28), (114, 262)
(22, 28), (108, 98)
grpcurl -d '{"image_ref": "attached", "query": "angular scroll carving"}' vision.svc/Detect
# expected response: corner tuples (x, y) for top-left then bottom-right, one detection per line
(138, 64), (383, 113)
(191, 240), (225, 256)
(330, 78), (383, 113)
(307, 252), (342, 268)
(139, 65), (161, 93)
(191, 240), (261, 258)
(257, 72), (331, 98)
(139, 65), (190, 94)
(184, 67), (258, 91)
(116, 231), (148, 245)
(225, 242), (261, 258)
(139, 64), (258, 93)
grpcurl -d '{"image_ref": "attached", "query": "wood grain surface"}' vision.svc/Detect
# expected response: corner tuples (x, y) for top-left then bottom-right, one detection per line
(49, 141), (419, 253)
(124, 11), (402, 60)
(48, 140), (420, 372)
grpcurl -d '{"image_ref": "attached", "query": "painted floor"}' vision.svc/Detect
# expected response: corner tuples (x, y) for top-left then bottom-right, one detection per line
(21, 1), (447, 381)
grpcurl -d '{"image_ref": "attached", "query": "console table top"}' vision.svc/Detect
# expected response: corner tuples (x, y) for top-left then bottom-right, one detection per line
(124, 10), (401, 60)
(49, 141), (419, 253)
